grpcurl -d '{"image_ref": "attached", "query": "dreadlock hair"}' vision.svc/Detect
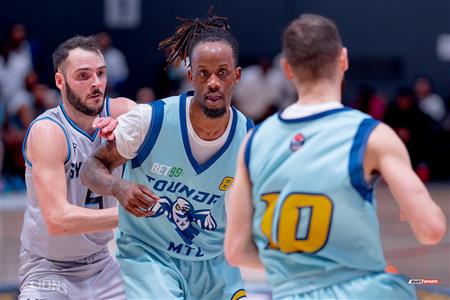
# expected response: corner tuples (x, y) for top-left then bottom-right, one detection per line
(158, 9), (239, 68)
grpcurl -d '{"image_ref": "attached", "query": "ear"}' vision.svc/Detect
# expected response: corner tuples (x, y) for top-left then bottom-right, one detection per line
(234, 66), (241, 82)
(187, 68), (193, 83)
(55, 71), (65, 90)
(281, 58), (294, 81)
(340, 47), (349, 72)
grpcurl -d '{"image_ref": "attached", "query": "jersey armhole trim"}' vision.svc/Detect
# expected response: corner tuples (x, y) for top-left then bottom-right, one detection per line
(22, 117), (71, 168)
(131, 100), (165, 168)
(244, 124), (261, 181)
(349, 118), (380, 202)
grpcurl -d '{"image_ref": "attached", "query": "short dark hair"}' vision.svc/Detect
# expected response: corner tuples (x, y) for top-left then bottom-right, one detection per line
(52, 35), (101, 73)
(283, 14), (342, 81)
(158, 9), (239, 68)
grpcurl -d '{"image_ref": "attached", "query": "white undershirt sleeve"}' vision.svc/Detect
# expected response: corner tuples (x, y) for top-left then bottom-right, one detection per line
(114, 104), (152, 160)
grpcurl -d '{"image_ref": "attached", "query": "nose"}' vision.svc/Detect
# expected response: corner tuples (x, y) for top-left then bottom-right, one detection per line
(91, 73), (101, 89)
(207, 74), (220, 92)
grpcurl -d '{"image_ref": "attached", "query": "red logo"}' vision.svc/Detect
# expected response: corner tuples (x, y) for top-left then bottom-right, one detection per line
(290, 133), (305, 152)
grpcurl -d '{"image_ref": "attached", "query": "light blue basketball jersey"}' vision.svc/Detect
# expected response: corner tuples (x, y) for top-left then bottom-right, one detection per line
(246, 108), (400, 297)
(120, 91), (253, 261)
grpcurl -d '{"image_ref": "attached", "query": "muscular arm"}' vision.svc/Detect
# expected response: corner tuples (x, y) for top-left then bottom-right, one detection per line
(224, 134), (264, 269)
(27, 121), (118, 235)
(81, 137), (159, 217)
(365, 123), (446, 245)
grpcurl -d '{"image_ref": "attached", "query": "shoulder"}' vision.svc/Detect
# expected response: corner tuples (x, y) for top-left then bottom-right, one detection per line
(233, 107), (255, 132)
(26, 118), (70, 164)
(366, 122), (405, 158)
(108, 97), (137, 118)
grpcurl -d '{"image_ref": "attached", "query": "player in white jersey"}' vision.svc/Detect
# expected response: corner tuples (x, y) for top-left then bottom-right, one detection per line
(19, 35), (135, 299)
(224, 14), (446, 299)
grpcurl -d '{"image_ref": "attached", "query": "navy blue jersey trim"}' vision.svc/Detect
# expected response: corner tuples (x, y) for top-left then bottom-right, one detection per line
(59, 104), (99, 141)
(245, 116), (254, 131)
(131, 100), (165, 168)
(179, 91), (238, 175)
(278, 107), (351, 123)
(244, 124), (261, 179)
(349, 118), (380, 202)
(22, 117), (71, 167)
(105, 96), (111, 117)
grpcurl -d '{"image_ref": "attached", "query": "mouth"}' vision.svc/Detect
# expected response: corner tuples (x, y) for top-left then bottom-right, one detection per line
(205, 94), (223, 103)
(88, 93), (103, 99)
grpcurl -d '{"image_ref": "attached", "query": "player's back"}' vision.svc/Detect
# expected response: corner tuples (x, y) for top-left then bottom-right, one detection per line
(247, 108), (387, 296)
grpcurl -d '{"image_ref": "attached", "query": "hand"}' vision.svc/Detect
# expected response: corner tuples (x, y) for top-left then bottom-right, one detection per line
(112, 180), (159, 217)
(93, 117), (118, 141)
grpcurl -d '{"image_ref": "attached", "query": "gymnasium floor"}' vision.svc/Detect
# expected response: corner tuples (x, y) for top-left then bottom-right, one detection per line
(1, 182), (449, 299)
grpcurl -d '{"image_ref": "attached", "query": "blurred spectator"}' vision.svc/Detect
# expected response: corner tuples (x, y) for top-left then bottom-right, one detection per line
(353, 84), (387, 120)
(136, 86), (156, 103)
(413, 76), (446, 122)
(0, 24), (33, 107)
(384, 87), (435, 180)
(234, 56), (295, 123)
(2, 70), (58, 191)
(96, 31), (129, 97)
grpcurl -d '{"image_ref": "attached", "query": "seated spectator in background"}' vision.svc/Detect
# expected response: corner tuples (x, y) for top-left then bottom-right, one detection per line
(353, 84), (386, 120)
(0, 24), (33, 107)
(2, 71), (58, 191)
(96, 31), (129, 97)
(413, 76), (446, 122)
(384, 87), (435, 181)
(233, 56), (294, 123)
(135, 86), (155, 104)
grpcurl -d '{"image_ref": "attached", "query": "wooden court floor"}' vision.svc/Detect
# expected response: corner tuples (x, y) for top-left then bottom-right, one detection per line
(1, 182), (449, 299)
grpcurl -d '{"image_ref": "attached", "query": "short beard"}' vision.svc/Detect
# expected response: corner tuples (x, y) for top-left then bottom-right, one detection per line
(201, 105), (227, 119)
(65, 82), (104, 116)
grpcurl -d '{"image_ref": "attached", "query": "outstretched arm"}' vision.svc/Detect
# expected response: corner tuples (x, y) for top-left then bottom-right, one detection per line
(27, 120), (118, 235)
(224, 134), (264, 269)
(365, 123), (446, 245)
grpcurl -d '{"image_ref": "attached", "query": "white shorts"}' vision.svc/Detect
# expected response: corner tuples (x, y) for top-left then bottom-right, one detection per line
(19, 248), (125, 300)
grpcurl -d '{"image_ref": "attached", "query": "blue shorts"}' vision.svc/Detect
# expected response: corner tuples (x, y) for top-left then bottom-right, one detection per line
(116, 231), (246, 300)
(275, 272), (416, 300)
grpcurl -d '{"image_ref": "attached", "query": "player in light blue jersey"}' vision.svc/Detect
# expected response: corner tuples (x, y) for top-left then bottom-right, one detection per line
(81, 12), (252, 300)
(225, 14), (446, 300)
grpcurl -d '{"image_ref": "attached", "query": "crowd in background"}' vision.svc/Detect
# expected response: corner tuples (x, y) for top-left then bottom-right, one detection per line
(1, 24), (449, 193)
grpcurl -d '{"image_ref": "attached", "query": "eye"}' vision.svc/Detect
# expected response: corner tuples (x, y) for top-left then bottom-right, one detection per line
(97, 70), (105, 78)
(199, 70), (209, 78)
(175, 204), (180, 210)
(78, 72), (88, 79)
(218, 69), (229, 77)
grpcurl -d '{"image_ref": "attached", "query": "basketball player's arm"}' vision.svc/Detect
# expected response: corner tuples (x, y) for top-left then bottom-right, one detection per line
(81, 134), (159, 217)
(366, 123), (446, 245)
(224, 135), (264, 269)
(27, 121), (118, 235)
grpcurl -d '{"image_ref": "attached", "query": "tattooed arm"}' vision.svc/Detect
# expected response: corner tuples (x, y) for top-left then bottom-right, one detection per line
(81, 140), (158, 217)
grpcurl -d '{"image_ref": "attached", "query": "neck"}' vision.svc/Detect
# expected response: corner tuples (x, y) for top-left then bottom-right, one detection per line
(189, 98), (230, 141)
(62, 99), (97, 135)
(294, 78), (342, 105)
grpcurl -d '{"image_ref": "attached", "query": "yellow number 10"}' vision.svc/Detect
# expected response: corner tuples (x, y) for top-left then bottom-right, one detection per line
(261, 193), (333, 253)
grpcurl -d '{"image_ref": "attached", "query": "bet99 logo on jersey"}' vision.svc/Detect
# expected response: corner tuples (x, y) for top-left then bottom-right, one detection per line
(219, 176), (234, 191)
(151, 162), (184, 178)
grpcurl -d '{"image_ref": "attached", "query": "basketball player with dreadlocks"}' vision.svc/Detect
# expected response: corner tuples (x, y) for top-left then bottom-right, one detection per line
(81, 11), (252, 300)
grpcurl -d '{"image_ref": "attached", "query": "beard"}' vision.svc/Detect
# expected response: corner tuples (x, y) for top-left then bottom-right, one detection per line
(201, 106), (227, 119)
(65, 82), (104, 116)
